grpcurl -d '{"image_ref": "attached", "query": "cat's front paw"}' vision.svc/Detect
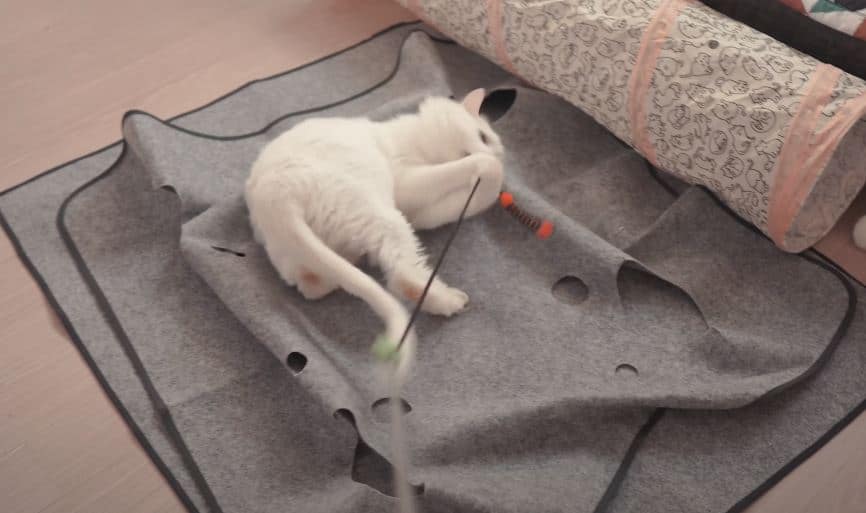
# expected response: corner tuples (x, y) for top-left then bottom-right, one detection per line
(469, 153), (503, 186)
(422, 283), (469, 317)
(467, 154), (504, 214)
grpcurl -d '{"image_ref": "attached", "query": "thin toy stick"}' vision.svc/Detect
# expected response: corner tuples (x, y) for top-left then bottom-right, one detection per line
(376, 177), (482, 513)
(395, 177), (482, 351)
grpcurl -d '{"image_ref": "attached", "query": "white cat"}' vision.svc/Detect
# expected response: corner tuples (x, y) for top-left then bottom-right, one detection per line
(245, 89), (505, 376)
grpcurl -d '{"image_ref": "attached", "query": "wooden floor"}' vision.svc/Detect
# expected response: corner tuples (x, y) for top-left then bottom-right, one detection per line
(0, 1), (864, 512)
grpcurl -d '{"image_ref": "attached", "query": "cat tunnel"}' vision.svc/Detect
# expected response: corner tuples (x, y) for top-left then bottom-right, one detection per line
(397, 0), (866, 278)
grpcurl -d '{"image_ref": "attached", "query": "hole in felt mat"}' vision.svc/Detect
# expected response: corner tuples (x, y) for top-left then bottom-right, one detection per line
(615, 363), (639, 376)
(551, 276), (589, 305)
(708, 39), (719, 49)
(352, 438), (425, 497)
(371, 397), (412, 423)
(334, 407), (424, 497)
(334, 408), (357, 426)
(211, 245), (245, 257)
(285, 352), (307, 374)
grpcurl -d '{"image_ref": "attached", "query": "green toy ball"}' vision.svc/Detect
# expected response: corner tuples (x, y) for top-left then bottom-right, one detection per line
(372, 334), (399, 362)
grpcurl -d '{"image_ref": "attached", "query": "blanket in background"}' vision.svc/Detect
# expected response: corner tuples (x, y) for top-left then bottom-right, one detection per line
(776, 0), (866, 39)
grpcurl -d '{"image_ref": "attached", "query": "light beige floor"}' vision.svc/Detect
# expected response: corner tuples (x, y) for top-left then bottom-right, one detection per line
(0, 1), (864, 512)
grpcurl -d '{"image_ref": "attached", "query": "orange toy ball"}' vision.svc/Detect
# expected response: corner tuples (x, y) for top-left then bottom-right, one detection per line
(499, 191), (514, 208)
(536, 220), (554, 240)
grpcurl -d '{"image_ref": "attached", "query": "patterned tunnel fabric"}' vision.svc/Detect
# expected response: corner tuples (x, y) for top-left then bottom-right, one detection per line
(399, 0), (866, 252)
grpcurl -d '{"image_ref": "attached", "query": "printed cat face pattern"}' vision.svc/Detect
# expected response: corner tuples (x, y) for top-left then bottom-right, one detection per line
(502, 0), (654, 145)
(402, 0), (866, 249)
(645, 1), (819, 229)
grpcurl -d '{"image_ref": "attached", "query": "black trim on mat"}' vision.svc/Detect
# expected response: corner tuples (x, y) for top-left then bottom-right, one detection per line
(645, 162), (860, 513)
(52, 23), (462, 513)
(42, 25), (667, 513)
(814, 248), (865, 289)
(0, 21), (451, 198)
(593, 408), (666, 513)
(0, 209), (203, 513)
(644, 161), (857, 399)
(57, 107), (861, 513)
(644, 158), (866, 289)
(56, 143), (223, 513)
(0, 20), (448, 513)
(722, 254), (860, 513)
(727, 391), (866, 513)
(0, 17), (861, 513)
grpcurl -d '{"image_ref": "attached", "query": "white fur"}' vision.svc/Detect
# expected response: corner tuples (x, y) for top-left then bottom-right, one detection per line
(854, 215), (866, 250)
(245, 89), (504, 379)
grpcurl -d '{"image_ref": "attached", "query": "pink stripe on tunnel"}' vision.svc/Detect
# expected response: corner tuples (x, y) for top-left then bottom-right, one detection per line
(768, 64), (841, 249)
(627, 0), (693, 161)
(487, 0), (516, 74)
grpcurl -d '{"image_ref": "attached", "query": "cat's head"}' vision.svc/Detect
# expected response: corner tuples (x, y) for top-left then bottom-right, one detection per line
(415, 88), (506, 163)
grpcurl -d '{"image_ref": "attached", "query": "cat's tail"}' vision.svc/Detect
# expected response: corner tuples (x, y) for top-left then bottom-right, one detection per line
(288, 215), (416, 382)
(288, 216), (417, 513)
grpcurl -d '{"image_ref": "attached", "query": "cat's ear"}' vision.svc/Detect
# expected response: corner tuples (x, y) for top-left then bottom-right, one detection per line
(478, 88), (517, 122)
(461, 88), (486, 116)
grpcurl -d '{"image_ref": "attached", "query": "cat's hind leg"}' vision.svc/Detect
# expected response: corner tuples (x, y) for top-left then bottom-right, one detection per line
(393, 263), (469, 317)
(296, 267), (338, 300)
(369, 208), (469, 316)
(295, 249), (361, 300)
(257, 235), (338, 300)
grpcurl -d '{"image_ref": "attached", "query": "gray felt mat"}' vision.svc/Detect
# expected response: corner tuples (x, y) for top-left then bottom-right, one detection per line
(1, 22), (862, 513)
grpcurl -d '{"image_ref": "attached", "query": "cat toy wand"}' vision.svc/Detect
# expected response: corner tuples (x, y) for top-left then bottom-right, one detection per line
(370, 184), (553, 363)
(372, 177), (483, 361)
(369, 181), (554, 512)
(371, 177), (482, 513)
